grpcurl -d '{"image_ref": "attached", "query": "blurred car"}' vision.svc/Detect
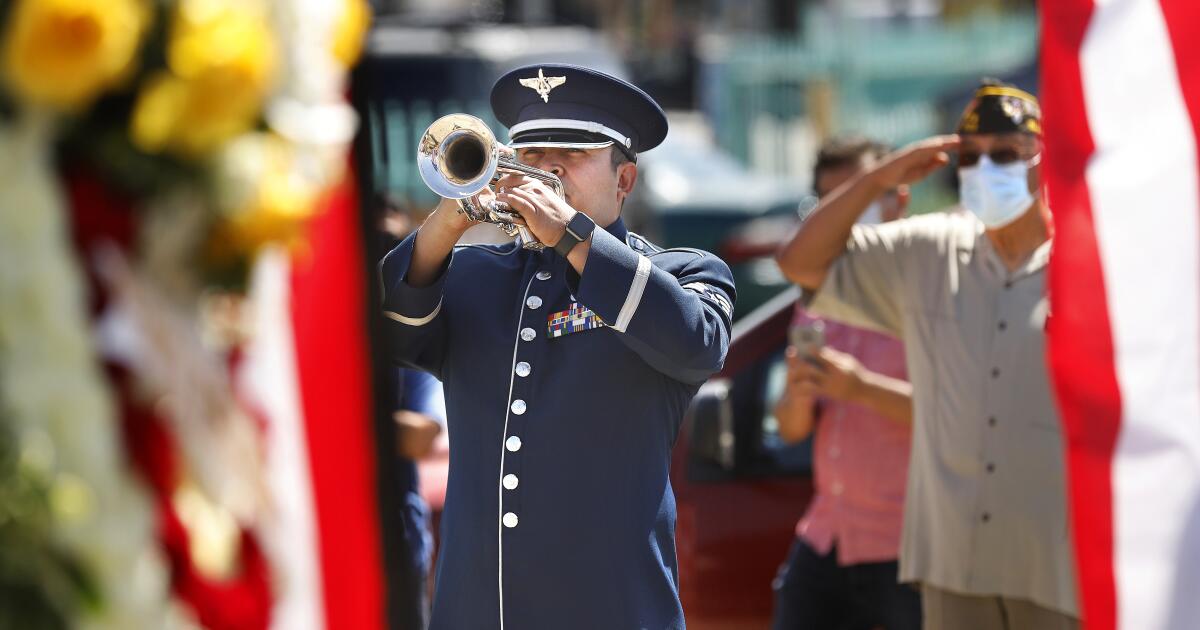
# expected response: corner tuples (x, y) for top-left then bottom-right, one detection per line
(672, 286), (815, 629)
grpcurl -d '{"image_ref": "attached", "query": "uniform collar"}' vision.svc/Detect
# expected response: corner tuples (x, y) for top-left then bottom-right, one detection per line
(601, 216), (628, 242)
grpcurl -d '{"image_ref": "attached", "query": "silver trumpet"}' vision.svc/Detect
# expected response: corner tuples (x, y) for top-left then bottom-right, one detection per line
(417, 113), (564, 250)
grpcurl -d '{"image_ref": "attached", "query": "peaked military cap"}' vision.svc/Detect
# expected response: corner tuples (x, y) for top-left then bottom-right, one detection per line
(491, 63), (668, 161)
(957, 78), (1042, 135)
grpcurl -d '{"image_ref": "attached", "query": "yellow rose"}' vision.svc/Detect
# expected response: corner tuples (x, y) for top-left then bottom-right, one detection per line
(1, 0), (149, 111)
(130, 0), (276, 156)
(214, 134), (322, 255)
(331, 0), (372, 68)
(131, 67), (269, 156)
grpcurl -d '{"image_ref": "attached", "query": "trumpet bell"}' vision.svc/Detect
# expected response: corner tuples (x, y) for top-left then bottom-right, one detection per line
(415, 113), (563, 251)
(417, 114), (500, 199)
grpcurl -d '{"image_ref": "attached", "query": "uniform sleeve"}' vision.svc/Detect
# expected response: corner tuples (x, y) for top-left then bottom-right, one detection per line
(379, 233), (452, 379)
(400, 369), (447, 427)
(805, 221), (917, 337)
(570, 227), (736, 384)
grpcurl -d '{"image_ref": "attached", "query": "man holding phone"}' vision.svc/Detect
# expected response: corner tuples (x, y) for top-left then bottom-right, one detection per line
(771, 137), (919, 630)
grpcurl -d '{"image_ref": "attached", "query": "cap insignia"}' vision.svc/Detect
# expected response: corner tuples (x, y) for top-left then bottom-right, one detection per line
(519, 68), (567, 103)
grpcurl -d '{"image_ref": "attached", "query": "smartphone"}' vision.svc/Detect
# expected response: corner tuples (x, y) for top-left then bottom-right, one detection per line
(789, 321), (825, 359)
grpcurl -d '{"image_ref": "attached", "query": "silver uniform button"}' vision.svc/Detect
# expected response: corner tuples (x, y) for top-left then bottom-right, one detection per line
(526, 295), (543, 309)
(535, 270), (552, 281)
(503, 512), (519, 528)
(520, 327), (536, 342)
(515, 362), (531, 377)
(505, 436), (522, 451)
(503, 474), (519, 490)
(511, 399), (527, 415)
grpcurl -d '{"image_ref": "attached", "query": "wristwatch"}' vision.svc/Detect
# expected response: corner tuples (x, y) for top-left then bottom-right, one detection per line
(554, 211), (596, 257)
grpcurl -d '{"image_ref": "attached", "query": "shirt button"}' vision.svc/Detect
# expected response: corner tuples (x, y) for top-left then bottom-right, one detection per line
(986, 463), (996, 473)
(981, 512), (991, 523)
(503, 512), (519, 528)
(829, 447), (841, 458)
(520, 327), (536, 342)
(505, 436), (522, 452)
(998, 320), (1007, 331)
(503, 474), (519, 490)
(1004, 281), (1013, 290)
(536, 270), (552, 281)
(831, 481), (844, 495)
(988, 416), (998, 427)
(515, 362), (531, 377)
(511, 399), (527, 415)
(991, 367), (1001, 378)
(526, 296), (543, 310)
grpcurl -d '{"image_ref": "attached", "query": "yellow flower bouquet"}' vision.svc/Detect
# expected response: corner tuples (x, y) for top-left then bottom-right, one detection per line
(0, 0), (370, 626)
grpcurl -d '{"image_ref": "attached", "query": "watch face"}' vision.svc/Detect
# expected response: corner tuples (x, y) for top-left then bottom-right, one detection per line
(569, 212), (595, 236)
(556, 213), (593, 256)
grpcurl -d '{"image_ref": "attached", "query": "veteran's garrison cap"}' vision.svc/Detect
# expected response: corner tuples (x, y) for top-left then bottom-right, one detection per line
(957, 78), (1042, 135)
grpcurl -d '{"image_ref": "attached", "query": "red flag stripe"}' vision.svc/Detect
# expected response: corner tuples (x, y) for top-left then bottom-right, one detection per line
(291, 178), (387, 630)
(1040, 1), (1121, 628)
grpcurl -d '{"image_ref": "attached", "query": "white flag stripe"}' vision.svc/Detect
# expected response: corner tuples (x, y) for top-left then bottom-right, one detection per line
(242, 249), (326, 630)
(1081, 2), (1200, 628)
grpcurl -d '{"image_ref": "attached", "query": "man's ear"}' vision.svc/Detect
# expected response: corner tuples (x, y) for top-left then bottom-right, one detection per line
(616, 162), (638, 203)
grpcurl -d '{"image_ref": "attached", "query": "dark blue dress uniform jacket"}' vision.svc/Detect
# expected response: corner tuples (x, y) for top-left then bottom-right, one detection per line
(380, 217), (735, 630)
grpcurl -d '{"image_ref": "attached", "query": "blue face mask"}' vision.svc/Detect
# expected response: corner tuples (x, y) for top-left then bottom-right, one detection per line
(958, 155), (1038, 228)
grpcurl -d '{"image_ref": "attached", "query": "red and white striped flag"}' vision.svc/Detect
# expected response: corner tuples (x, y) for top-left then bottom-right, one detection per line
(1042, 1), (1200, 629)
(240, 175), (392, 630)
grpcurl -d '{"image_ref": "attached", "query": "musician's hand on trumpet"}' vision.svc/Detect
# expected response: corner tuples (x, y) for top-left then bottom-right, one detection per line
(429, 194), (479, 234)
(494, 172), (578, 254)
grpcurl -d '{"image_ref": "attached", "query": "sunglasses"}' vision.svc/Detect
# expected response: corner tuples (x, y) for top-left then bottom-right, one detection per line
(957, 147), (1026, 167)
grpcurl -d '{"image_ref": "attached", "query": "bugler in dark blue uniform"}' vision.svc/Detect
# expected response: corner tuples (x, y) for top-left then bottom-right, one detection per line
(381, 64), (735, 630)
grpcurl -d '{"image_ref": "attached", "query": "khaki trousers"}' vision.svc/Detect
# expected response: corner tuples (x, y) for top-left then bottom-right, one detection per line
(921, 585), (1079, 630)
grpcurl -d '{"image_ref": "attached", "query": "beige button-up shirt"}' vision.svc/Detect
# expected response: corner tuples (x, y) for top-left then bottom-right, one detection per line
(806, 211), (1077, 616)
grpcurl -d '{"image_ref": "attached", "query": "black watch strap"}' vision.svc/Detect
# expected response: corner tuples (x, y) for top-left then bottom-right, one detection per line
(554, 212), (596, 257)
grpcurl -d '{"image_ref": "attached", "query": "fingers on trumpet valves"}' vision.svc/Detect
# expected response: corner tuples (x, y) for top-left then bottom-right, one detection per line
(484, 199), (511, 215)
(490, 208), (527, 226)
(457, 198), (486, 221)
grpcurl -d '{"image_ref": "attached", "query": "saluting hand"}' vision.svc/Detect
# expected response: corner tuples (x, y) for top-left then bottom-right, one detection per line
(869, 134), (961, 190)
